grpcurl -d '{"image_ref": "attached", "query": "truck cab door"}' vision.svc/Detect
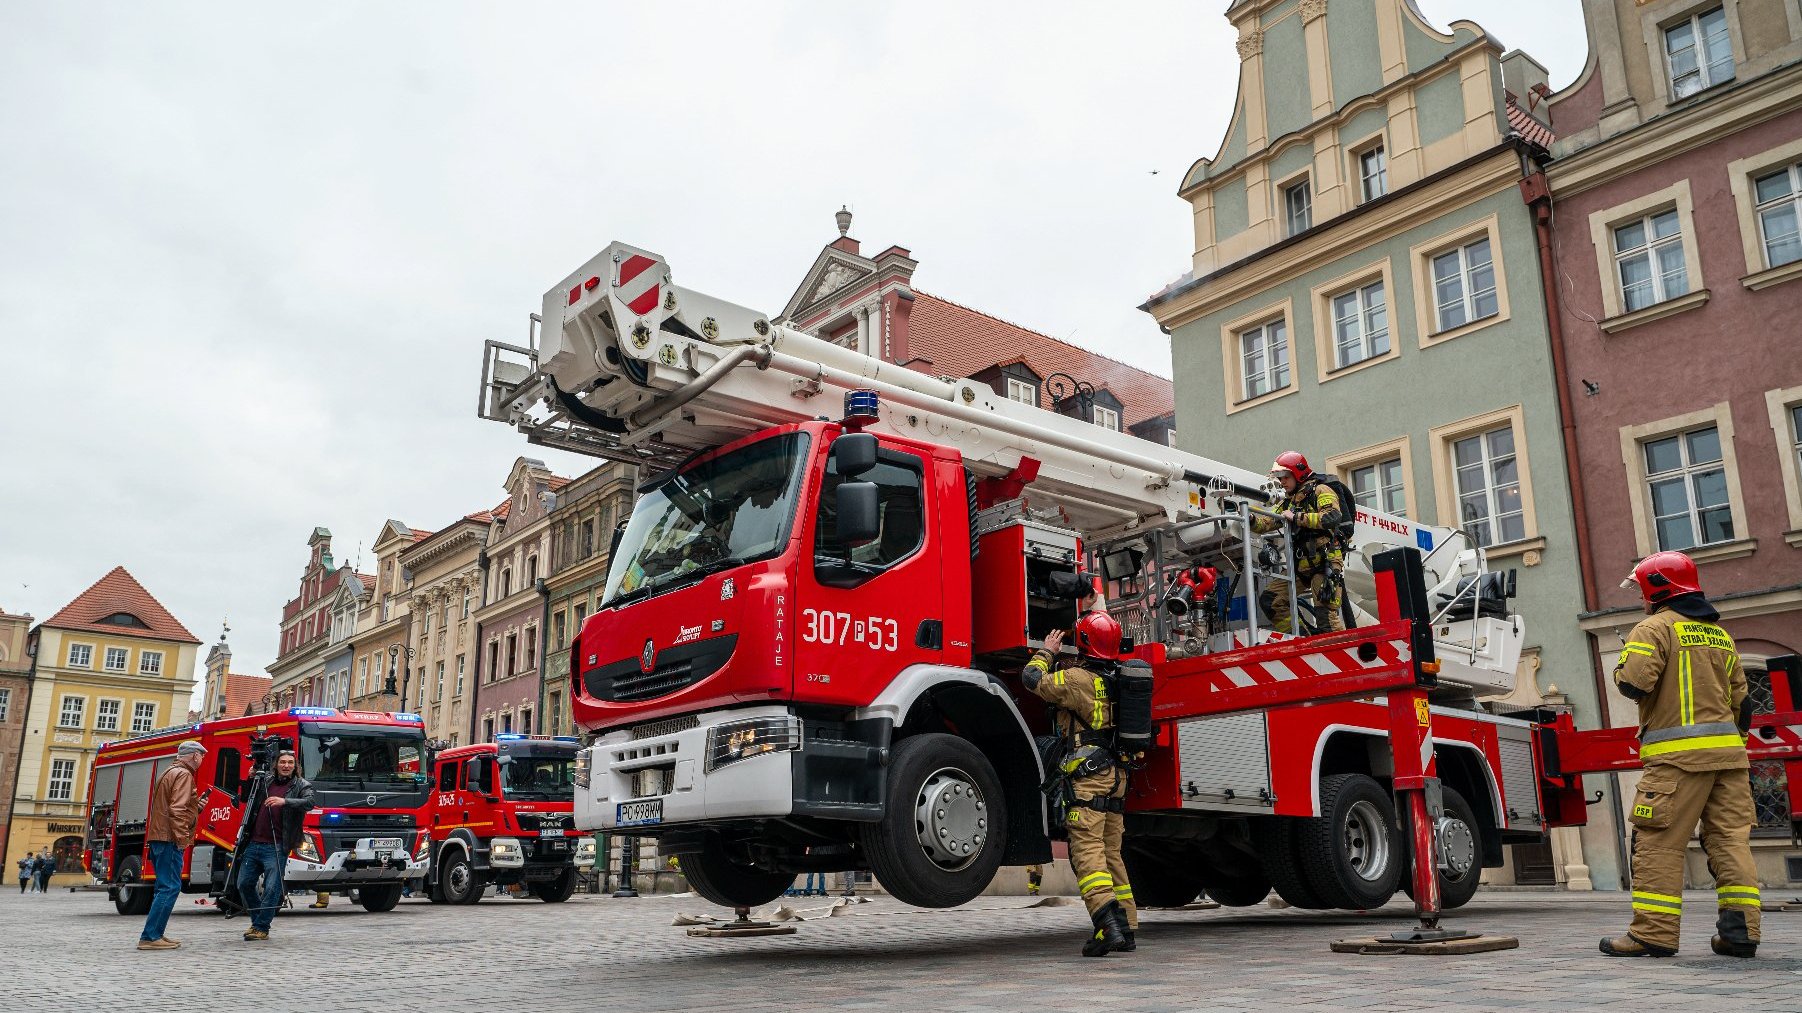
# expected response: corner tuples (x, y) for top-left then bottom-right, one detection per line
(798, 437), (944, 707)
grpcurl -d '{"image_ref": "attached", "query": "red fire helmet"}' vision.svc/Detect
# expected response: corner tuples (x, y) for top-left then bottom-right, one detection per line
(1622, 551), (1701, 605)
(1074, 611), (1124, 661)
(1269, 451), (1310, 484)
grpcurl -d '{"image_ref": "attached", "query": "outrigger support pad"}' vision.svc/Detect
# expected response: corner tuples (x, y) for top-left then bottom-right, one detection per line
(1330, 929), (1520, 955)
(683, 905), (797, 938)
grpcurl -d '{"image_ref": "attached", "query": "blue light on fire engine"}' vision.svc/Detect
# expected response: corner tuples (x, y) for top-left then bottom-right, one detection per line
(552, 736), (580, 742)
(392, 712), (423, 723)
(323, 812), (345, 824)
(289, 707), (337, 718)
(495, 733), (525, 741)
(843, 389), (879, 425)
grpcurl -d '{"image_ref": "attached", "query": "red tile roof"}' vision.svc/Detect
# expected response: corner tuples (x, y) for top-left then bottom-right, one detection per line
(1506, 95), (1556, 150)
(222, 672), (273, 717)
(357, 573), (376, 594)
(906, 292), (1174, 426)
(42, 566), (200, 644)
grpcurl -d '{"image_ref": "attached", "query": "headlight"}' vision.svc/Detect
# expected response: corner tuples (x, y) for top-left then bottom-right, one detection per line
(574, 749), (591, 790)
(413, 835), (431, 862)
(295, 834), (322, 863)
(706, 715), (802, 772)
(490, 839), (520, 859)
(576, 837), (597, 860)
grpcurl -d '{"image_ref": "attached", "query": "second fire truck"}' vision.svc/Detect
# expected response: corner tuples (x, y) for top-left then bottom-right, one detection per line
(421, 734), (595, 903)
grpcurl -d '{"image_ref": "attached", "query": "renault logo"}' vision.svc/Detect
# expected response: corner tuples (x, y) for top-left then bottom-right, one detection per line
(640, 638), (656, 673)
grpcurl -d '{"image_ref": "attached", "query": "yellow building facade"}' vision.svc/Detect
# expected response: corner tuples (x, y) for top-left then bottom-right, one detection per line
(6, 567), (199, 883)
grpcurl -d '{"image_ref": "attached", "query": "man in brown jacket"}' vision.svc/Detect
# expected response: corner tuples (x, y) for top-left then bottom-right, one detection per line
(1601, 552), (1759, 959)
(139, 740), (205, 951)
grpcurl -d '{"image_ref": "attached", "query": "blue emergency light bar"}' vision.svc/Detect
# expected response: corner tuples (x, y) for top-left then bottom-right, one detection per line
(289, 707), (337, 718)
(322, 812), (345, 824)
(843, 389), (879, 425)
(494, 733), (580, 743)
(495, 733), (525, 741)
(392, 712), (423, 723)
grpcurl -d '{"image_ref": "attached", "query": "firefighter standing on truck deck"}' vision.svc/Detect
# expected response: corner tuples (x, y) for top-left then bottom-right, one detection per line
(1601, 550), (1760, 959)
(1025, 615), (1136, 956)
(1251, 451), (1346, 634)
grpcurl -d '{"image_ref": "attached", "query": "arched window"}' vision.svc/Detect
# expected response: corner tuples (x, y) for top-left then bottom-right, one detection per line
(53, 835), (84, 874)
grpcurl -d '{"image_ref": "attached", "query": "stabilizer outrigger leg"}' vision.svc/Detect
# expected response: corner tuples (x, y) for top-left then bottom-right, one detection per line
(682, 904), (798, 938)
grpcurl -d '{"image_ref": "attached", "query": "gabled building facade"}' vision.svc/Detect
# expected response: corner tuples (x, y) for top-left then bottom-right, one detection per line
(1142, 0), (1613, 890)
(403, 510), (493, 746)
(0, 607), (34, 862)
(471, 458), (567, 741)
(348, 520), (423, 712)
(198, 630), (272, 720)
(266, 528), (343, 711)
(543, 462), (637, 737)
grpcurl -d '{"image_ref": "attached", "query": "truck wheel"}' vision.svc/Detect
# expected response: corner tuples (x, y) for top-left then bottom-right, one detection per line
(1253, 817), (1327, 908)
(1204, 871), (1272, 907)
(1298, 773), (1401, 910)
(438, 850), (481, 905)
(114, 855), (152, 916)
(1121, 842), (1204, 908)
(1400, 785), (1483, 910)
(682, 834), (796, 909)
(358, 883), (403, 912)
(858, 733), (1008, 908)
(530, 867), (577, 903)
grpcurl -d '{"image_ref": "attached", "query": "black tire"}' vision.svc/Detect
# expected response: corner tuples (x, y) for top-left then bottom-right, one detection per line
(530, 867), (578, 903)
(1399, 785), (1483, 910)
(858, 733), (1008, 908)
(114, 855), (153, 916)
(358, 883), (403, 912)
(1297, 773), (1402, 910)
(1253, 817), (1328, 908)
(1121, 842), (1204, 908)
(1204, 870), (1272, 907)
(438, 849), (482, 905)
(682, 834), (796, 909)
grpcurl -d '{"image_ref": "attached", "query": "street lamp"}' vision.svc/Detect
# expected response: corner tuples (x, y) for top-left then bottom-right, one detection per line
(1044, 371), (1097, 421)
(384, 644), (416, 708)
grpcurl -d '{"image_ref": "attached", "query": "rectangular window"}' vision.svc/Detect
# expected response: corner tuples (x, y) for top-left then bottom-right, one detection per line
(574, 603), (588, 630)
(525, 627), (537, 669)
(483, 717), (495, 742)
(1005, 377), (1038, 405)
(487, 642), (500, 683)
(423, 611), (431, 635)
(1093, 405), (1121, 432)
(1349, 458), (1407, 518)
(139, 651), (162, 676)
(0, 687), (9, 721)
(1331, 280), (1389, 369)
(358, 657), (369, 696)
(436, 661), (445, 698)
(1431, 237), (1498, 333)
(49, 758), (77, 802)
(1613, 209), (1688, 312)
(1644, 426), (1734, 550)
(1665, 7), (1733, 99)
(554, 611), (567, 649)
(103, 647), (127, 672)
(1791, 404), (1802, 474)
(1359, 146), (1388, 203)
(95, 699), (121, 732)
(1754, 163), (1802, 269)
(1284, 179), (1312, 236)
(67, 644), (92, 668)
(1238, 320), (1290, 400)
(549, 692), (562, 736)
(505, 634), (517, 676)
(521, 708), (533, 736)
(131, 702), (156, 734)
(58, 695), (85, 729)
(1452, 426), (1525, 547)
(501, 712), (514, 735)
(455, 655), (465, 696)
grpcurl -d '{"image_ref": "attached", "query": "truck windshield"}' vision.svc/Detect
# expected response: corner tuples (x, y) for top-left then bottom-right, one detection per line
(299, 723), (429, 803)
(502, 755), (575, 799)
(603, 432), (810, 606)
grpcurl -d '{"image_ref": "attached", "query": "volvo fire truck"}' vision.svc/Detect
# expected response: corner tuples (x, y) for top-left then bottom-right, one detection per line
(422, 734), (594, 904)
(476, 243), (1802, 927)
(86, 708), (432, 915)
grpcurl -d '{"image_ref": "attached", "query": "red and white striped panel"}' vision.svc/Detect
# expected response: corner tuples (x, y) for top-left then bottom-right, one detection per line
(1199, 638), (1412, 695)
(615, 254), (662, 316)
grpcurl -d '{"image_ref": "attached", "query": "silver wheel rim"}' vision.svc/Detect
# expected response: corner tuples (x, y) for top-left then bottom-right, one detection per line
(914, 766), (988, 871)
(1343, 800), (1391, 883)
(447, 861), (471, 896)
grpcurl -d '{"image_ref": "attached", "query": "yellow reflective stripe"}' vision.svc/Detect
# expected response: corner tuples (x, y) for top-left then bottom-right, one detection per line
(1077, 871), (1113, 891)
(1633, 890), (1683, 904)
(1052, 671), (1065, 687)
(1679, 651), (1694, 726)
(1114, 887), (1134, 899)
(1026, 656), (1051, 673)
(1623, 641), (1656, 655)
(1091, 676), (1106, 729)
(1639, 733), (1746, 758)
(1717, 886), (1760, 898)
(1721, 897), (1762, 907)
(1633, 900), (1683, 914)
(1726, 654), (1737, 679)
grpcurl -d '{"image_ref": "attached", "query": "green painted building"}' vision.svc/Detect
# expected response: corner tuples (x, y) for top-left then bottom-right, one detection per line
(1144, 0), (1622, 890)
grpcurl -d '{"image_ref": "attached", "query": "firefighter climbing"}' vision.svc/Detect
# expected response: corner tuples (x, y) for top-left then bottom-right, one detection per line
(1252, 451), (1348, 634)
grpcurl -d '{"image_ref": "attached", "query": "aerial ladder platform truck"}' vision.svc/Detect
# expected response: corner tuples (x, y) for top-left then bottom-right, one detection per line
(476, 242), (1802, 942)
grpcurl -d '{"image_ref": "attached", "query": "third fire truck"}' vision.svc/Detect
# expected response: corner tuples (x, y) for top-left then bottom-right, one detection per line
(421, 734), (594, 903)
(476, 242), (1802, 927)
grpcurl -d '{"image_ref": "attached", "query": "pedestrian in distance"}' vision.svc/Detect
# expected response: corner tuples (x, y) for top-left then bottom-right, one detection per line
(17, 855), (30, 894)
(1601, 551), (1761, 959)
(139, 740), (205, 951)
(236, 750), (315, 941)
(35, 849), (54, 893)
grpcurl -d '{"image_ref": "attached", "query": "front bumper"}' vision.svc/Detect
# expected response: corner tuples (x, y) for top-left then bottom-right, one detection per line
(285, 842), (428, 884)
(577, 704), (799, 831)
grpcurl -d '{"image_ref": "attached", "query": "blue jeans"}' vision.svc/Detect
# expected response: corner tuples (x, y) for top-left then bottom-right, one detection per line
(140, 842), (184, 942)
(235, 843), (285, 932)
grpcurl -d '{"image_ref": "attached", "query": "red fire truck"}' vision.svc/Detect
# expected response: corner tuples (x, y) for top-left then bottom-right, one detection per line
(421, 734), (594, 904)
(85, 707), (432, 915)
(476, 243), (1802, 936)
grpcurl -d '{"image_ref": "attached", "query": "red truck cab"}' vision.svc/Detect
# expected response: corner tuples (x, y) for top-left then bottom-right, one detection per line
(422, 734), (591, 903)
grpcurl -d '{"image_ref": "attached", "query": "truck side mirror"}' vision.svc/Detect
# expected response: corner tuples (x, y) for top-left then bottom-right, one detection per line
(465, 757), (490, 796)
(831, 432), (878, 478)
(834, 482), (880, 544)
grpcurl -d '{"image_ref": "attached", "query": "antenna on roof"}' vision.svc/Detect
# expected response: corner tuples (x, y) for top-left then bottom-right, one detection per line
(219, 616), (230, 644)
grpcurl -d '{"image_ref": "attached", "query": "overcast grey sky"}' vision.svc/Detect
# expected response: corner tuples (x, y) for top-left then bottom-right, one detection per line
(0, 2), (1585, 695)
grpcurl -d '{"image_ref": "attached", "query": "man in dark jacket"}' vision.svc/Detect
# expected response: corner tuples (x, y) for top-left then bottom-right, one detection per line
(140, 740), (205, 950)
(34, 849), (54, 893)
(236, 750), (316, 941)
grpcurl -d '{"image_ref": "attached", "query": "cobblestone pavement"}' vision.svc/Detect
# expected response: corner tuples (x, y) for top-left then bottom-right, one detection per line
(5, 886), (1802, 1012)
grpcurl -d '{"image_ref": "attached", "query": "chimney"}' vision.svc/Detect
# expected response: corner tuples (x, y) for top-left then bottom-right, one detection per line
(1501, 50), (1550, 111)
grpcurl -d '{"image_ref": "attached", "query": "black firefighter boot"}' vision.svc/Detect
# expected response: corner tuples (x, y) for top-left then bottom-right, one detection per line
(1082, 900), (1130, 957)
(1712, 909), (1758, 958)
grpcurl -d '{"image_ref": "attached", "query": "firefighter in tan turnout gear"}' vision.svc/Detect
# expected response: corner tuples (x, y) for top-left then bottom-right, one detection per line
(1601, 550), (1761, 959)
(1025, 614), (1137, 956)
(1251, 451), (1348, 634)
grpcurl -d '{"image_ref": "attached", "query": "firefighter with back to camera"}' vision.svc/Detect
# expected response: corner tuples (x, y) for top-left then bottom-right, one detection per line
(1251, 451), (1349, 634)
(1025, 613), (1136, 956)
(1600, 550), (1760, 959)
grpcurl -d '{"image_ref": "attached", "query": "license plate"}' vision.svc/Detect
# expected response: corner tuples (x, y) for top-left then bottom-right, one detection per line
(617, 799), (662, 827)
(538, 828), (564, 838)
(369, 838), (402, 851)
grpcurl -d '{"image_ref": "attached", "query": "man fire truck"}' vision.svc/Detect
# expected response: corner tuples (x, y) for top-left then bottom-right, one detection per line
(422, 734), (594, 904)
(86, 708), (432, 916)
(475, 243), (1802, 935)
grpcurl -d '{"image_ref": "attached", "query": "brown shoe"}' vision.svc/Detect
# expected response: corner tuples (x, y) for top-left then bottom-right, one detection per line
(136, 938), (180, 951)
(1599, 934), (1676, 957)
(242, 929), (268, 941)
(1711, 934), (1757, 958)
